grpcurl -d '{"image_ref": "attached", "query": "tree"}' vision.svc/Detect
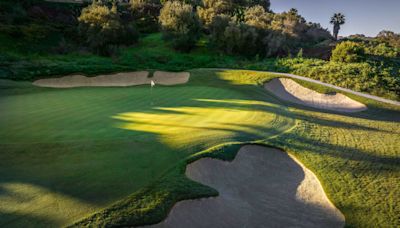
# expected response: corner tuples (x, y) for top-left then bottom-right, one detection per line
(222, 22), (258, 56)
(78, 1), (138, 55)
(330, 13), (345, 40)
(376, 30), (400, 48)
(244, 5), (273, 30)
(197, 0), (234, 27)
(209, 14), (232, 47)
(159, 1), (201, 51)
(331, 41), (365, 63)
(245, 0), (270, 11)
(129, 0), (162, 32)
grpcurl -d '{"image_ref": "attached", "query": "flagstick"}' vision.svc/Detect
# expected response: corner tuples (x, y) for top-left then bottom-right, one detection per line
(150, 85), (153, 106)
(150, 80), (155, 106)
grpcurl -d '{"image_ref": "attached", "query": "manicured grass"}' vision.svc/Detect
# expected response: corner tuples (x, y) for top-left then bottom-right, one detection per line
(0, 70), (294, 227)
(1, 69), (399, 227)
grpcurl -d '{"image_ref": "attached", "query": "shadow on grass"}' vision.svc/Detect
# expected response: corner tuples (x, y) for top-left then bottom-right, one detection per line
(1, 69), (399, 227)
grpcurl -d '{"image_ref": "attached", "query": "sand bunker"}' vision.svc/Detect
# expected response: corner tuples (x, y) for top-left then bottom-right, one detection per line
(265, 78), (367, 112)
(152, 71), (190, 85)
(32, 71), (190, 88)
(149, 145), (345, 228)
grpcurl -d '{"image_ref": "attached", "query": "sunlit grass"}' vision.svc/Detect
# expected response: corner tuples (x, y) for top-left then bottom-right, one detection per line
(0, 183), (96, 227)
(113, 100), (278, 148)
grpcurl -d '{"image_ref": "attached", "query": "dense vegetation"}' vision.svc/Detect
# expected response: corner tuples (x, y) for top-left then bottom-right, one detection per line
(1, 0), (399, 100)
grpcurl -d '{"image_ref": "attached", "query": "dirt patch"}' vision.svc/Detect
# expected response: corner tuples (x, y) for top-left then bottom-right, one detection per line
(32, 71), (190, 88)
(148, 145), (345, 228)
(264, 78), (367, 112)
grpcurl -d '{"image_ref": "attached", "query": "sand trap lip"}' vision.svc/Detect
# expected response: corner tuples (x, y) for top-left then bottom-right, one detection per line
(32, 71), (190, 88)
(148, 145), (345, 228)
(264, 78), (367, 112)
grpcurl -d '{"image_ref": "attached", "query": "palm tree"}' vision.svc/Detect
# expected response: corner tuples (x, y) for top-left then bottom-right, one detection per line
(330, 13), (346, 40)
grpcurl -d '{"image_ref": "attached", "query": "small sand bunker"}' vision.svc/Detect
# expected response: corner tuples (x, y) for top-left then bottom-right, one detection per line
(153, 71), (190, 85)
(33, 71), (190, 88)
(149, 145), (345, 228)
(265, 78), (367, 112)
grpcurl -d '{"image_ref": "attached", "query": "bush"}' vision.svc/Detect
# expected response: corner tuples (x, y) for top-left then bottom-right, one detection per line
(278, 57), (400, 100)
(159, 1), (201, 52)
(364, 42), (398, 58)
(331, 41), (365, 63)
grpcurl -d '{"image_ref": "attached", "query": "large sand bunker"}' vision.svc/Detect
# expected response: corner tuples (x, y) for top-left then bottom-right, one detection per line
(32, 71), (190, 88)
(265, 78), (367, 112)
(149, 145), (345, 228)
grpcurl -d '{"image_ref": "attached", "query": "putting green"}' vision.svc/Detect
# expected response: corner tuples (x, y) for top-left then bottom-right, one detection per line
(0, 71), (294, 227)
(1, 69), (399, 228)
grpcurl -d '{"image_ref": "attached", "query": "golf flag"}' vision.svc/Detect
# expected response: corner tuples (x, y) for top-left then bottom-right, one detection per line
(151, 80), (156, 87)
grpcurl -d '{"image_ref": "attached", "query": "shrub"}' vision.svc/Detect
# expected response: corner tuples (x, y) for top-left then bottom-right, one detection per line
(364, 42), (398, 58)
(278, 57), (400, 100)
(159, 1), (201, 52)
(331, 41), (365, 63)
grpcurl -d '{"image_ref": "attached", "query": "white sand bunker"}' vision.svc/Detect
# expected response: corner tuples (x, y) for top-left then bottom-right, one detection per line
(149, 145), (345, 228)
(32, 71), (190, 88)
(152, 71), (190, 85)
(265, 78), (367, 112)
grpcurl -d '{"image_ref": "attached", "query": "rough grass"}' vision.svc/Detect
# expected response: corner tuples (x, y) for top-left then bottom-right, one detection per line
(265, 106), (400, 227)
(1, 69), (399, 227)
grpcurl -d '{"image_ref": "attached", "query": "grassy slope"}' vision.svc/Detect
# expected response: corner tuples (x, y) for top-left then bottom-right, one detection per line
(0, 70), (295, 227)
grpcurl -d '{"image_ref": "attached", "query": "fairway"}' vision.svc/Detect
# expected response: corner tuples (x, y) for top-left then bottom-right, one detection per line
(0, 70), (294, 227)
(0, 69), (399, 227)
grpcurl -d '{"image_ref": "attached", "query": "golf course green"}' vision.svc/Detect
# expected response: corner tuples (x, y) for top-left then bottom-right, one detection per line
(0, 69), (399, 227)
